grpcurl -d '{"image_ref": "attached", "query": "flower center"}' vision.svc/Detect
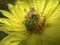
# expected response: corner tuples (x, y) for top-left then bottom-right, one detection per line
(24, 8), (45, 34)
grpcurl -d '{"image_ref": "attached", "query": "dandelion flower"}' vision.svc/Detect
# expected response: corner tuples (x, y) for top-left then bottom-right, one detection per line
(0, 0), (60, 45)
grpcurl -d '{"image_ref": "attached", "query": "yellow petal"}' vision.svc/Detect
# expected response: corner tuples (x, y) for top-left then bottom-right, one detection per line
(46, 5), (60, 24)
(0, 10), (20, 22)
(43, 0), (59, 15)
(41, 25), (60, 45)
(8, 4), (21, 20)
(1, 34), (25, 45)
(0, 18), (11, 25)
(0, 18), (22, 26)
(15, 1), (29, 20)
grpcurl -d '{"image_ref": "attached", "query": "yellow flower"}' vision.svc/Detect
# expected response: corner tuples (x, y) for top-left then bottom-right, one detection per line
(0, 0), (60, 45)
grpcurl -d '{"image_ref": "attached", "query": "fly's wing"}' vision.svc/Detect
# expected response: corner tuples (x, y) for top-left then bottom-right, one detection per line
(25, 8), (35, 19)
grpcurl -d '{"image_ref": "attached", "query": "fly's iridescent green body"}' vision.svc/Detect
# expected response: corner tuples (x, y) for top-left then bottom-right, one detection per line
(24, 8), (41, 33)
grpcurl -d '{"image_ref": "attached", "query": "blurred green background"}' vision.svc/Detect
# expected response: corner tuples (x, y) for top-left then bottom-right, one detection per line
(0, 0), (16, 41)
